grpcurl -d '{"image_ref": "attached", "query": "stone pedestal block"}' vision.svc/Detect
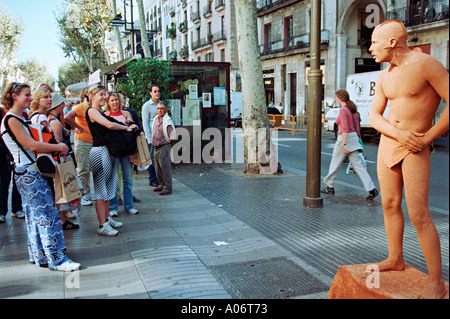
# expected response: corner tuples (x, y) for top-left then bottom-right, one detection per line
(328, 264), (449, 299)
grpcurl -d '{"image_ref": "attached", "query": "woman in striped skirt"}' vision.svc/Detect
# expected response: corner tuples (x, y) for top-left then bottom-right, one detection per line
(84, 85), (137, 236)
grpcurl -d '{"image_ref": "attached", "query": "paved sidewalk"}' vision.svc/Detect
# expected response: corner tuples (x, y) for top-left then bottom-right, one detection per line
(0, 162), (448, 299)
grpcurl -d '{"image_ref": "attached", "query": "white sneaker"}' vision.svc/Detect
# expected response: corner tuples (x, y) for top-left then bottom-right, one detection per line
(11, 211), (25, 219)
(106, 217), (123, 228)
(109, 210), (118, 217)
(51, 259), (81, 272)
(97, 223), (119, 236)
(0, 215), (5, 223)
(81, 195), (92, 206)
(66, 211), (77, 219)
(87, 192), (96, 201)
(126, 208), (139, 215)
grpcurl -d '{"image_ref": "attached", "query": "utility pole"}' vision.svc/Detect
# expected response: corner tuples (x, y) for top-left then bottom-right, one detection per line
(303, 0), (323, 208)
(112, 0), (124, 60)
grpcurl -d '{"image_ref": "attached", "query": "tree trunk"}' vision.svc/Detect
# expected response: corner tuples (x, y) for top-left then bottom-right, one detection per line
(136, 0), (151, 58)
(234, 0), (280, 175)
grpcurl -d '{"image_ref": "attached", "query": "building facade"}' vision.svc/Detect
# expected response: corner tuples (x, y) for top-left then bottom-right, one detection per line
(144, 0), (240, 91)
(257, 0), (333, 116)
(120, 0), (448, 117)
(257, 0), (449, 116)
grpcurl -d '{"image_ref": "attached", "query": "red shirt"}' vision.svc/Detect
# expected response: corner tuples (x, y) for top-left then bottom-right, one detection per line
(336, 106), (360, 135)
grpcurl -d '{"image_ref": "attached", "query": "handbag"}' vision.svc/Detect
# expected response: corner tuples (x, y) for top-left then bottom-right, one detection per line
(2, 114), (58, 177)
(54, 160), (81, 204)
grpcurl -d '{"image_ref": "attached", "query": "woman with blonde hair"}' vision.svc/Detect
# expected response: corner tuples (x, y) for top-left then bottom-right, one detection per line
(321, 90), (379, 200)
(1, 82), (80, 271)
(29, 89), (79, 230)
(29, 88), (52, 127)
(104, 92), (138, 216)
(84, 85), (137, 236)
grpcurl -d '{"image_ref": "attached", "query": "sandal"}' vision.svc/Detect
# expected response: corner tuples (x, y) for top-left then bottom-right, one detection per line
(63, 220), (80, 230)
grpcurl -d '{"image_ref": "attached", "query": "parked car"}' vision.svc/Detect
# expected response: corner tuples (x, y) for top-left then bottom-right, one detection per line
(234, 107), (281, 128)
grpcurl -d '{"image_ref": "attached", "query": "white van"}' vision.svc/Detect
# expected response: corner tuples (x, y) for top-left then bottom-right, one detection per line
(324, 70), (386, 139)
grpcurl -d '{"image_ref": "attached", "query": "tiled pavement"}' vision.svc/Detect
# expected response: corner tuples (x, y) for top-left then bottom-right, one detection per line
(0, 162), (448, 300)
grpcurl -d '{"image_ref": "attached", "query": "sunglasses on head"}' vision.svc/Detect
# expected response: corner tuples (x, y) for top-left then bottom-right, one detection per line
(10, 82), (21, 94)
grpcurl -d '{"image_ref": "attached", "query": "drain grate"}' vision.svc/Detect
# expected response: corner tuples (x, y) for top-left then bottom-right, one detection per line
(209, 257), (328, 299)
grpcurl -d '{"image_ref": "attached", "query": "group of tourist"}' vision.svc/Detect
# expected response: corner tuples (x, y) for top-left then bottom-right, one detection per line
(0, 82), (177, 271)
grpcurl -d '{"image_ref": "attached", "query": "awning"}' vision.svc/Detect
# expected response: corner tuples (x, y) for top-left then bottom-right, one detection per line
(65, 82), (90, 98)
(100, 54), (141, 75)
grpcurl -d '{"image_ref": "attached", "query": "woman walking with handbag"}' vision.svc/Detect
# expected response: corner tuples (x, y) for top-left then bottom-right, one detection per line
(0, 82), (80, 271)
(104, 91), (138, 216)
(321, 90), (379, 200)
(84, 85), (137, 236)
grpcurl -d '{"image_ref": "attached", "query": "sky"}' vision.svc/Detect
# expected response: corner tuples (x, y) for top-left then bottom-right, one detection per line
(1, 0), (71, 84)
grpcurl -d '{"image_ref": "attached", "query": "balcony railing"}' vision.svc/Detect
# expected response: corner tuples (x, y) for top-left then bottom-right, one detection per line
(191, 10), (201, 23)
(260, 30), (329, 56)
(256, 0), (303, 14)
(179, 21), (188, 33)
(215, 0), (225, 11)
(213, 30), (226, 42)
(179, 46), (189, 59)
(192, 35), (214, 51)
(386, 1), (449, 27)
(203, 4), (212, 18)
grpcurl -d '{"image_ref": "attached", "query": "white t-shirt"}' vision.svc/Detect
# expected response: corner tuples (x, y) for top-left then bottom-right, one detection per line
(30, 112), (50, 130)
(142, 99), (158, 144)
(1, 112), (35, 166)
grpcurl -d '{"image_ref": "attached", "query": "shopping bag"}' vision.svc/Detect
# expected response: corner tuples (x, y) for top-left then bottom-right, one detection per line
(129, 132), (152, 167)
(54, 161), (81, 204)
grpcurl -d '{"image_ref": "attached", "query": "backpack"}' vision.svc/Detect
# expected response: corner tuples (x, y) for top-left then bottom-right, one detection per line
(1, 114), (59, 177)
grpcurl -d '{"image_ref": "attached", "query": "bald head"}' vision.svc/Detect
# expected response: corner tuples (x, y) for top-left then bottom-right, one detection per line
(373, 19), (408, 47)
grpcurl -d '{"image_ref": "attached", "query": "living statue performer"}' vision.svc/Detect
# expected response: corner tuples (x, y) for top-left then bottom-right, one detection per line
(369, 19), (449, 299)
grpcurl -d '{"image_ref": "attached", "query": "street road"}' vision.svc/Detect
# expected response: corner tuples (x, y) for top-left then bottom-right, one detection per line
(231, 128), (449, 215)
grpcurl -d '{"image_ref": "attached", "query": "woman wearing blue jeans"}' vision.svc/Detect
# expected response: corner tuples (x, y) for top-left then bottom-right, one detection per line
(105, 92), (138, 216)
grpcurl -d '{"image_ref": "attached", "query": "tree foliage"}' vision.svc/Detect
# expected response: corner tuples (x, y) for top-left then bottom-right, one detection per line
(56, 10), (101, 72)
(18, 59), (55, 90)
(65, 0), (115, 64)
(119, 58), (173, 117)
(58, 62), (90, 95)
(0, 5), (24, 91)
(56, 0), (115, 73)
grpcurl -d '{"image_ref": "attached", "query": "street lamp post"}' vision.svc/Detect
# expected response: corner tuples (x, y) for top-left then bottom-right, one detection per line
(109, 1), (156, 58)
(303, 0), (323, 208)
